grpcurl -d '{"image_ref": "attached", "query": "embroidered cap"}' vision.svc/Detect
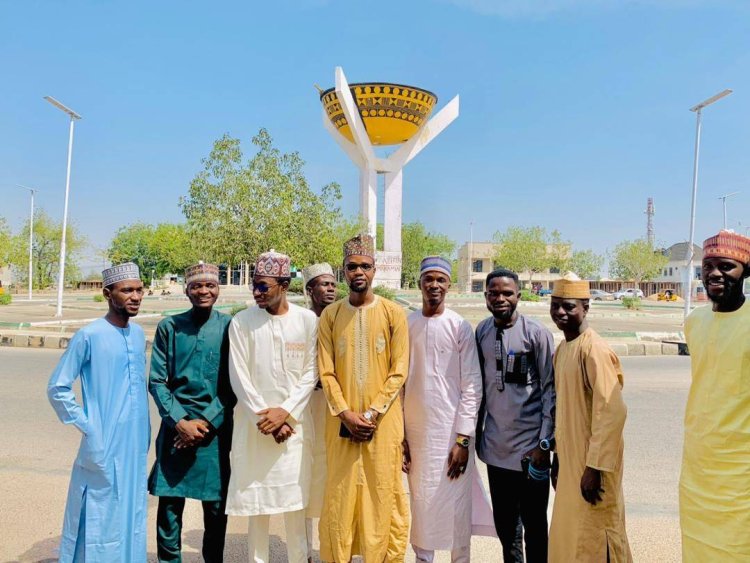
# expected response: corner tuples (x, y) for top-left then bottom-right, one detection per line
(102, 262), (141, 288)
(343, 234), (375, 259)
(255, 249), (291, 278)
(703, 230), (750, 265)
(302, 263), (334, 287)
(185, 261), (219, 286)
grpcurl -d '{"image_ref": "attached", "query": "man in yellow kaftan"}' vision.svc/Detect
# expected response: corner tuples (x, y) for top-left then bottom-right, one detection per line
(548, 276), (632, 563)
(317, 234), (410, 562)
(680, 230), (750, 562)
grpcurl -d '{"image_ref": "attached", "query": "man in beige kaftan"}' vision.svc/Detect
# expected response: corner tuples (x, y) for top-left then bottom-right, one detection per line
(317, 234), (410, 562)
(548, 277), (632, 563)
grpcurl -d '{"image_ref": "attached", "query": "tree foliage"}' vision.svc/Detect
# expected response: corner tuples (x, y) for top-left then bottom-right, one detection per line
(179, 129), (345, 269)
(108, 222), (199, 278)
(568, 249), (604, 280)
(609, 239), (668, 283)
(493, 226), (549, 281)
(0, 217), (11, 268)
(493, 226), (603, 281)
(7, 209), (86, 288)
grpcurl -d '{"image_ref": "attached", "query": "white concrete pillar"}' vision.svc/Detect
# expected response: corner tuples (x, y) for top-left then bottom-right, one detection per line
(383, 170), (403, 254)
(359, 167), (378, 241)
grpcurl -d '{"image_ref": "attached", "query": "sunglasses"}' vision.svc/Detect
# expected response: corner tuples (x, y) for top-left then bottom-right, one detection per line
(251, 282), (278, 293)
(345, 263), (374, 272)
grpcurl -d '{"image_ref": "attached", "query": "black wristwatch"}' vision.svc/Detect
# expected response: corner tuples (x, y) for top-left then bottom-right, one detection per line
(539, 437), (555, 451)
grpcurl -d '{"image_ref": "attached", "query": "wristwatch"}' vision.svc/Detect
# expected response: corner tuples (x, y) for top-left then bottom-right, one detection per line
(364, 410), (375, 422)
(539, 437), (555, 451)
(456, 436), (470, 448)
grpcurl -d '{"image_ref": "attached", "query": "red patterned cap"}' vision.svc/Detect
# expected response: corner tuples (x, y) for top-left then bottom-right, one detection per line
(703, 230), (750, 265)
(185, 261), (219, 286)
(255, 249), (291, 278)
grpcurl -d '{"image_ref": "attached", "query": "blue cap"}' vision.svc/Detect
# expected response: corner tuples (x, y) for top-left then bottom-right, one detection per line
(420, 256), (451, 278)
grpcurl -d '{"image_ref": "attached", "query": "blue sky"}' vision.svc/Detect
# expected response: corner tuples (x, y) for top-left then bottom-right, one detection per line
(1, 0), (749, 273)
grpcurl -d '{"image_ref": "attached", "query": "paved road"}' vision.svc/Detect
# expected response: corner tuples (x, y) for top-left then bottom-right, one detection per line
(0, 348), (687, 562)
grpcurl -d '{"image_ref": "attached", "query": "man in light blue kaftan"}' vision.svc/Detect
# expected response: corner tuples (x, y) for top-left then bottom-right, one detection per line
(47, 263), (150, 563)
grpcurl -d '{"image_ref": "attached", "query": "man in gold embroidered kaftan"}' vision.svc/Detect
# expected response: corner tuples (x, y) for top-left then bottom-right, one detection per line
(317, 234), (410, 562)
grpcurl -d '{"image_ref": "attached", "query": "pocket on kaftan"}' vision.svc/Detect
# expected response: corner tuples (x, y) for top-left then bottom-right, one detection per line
(78, 431), (106, 471)
(284, 341), (306, 372)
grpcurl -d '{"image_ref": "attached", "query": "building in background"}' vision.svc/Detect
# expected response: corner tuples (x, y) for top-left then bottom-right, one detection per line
(456, 242), (563, 293)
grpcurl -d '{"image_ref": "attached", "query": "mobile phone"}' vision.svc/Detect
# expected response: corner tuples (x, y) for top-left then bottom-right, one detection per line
(339, 423), (352, 439)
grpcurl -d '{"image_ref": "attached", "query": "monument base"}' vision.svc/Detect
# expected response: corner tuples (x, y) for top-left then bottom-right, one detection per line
(374, 250), (402, 290)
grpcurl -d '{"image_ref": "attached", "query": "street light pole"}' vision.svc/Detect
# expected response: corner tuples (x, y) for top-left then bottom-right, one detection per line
(44, 96), (82, 318)
(17, 185), (37, 300)
(717, 191), (739, 230)
(684, 89), (732, 321)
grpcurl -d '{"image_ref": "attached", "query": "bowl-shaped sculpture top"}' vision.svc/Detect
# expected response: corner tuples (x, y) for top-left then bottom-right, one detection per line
(320, 83), (438, 146)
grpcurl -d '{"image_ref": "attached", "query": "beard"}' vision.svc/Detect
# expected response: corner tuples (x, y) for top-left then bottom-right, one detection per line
(350, 282), (368, 293)
(491, 308), (514, 322)
(707, 278), (744, 307)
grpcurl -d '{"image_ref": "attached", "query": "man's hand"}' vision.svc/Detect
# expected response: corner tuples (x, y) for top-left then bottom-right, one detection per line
(446, 443), (469, 480)
(338, 410), (375, 442)
(523, 446), (550, 470)
(174, 419), (210, 448)
(256, 407), (290, 435)
(272, 422), (295, 444)
(402, 440), (411, 474)
(551, 454), (559, 490)
(580, 466), (604, 505)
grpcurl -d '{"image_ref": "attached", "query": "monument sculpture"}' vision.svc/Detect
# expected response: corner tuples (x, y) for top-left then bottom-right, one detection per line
(319, 67), (459, 288)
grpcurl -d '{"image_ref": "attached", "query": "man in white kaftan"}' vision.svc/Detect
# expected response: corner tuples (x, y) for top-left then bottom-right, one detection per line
(403, 257), (496, 563)
(226, 250), (318, 563)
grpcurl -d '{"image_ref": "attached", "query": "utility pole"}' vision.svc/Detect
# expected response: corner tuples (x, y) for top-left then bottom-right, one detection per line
(645, 197), (655, 246)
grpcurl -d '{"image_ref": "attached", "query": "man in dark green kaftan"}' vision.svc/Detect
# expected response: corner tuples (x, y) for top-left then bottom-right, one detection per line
(148, 262), (235, 562)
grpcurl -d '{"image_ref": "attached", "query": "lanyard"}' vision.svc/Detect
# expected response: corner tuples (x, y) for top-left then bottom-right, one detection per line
(494, 326), (505, 392)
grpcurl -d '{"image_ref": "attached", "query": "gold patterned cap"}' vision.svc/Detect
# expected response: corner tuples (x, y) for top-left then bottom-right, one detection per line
(552, 274), (591, 299)
(343, 234), (375, 259)
(185, 261), (219, 286)
(255, 249), (291, 278)
(703, 230), (750, 265)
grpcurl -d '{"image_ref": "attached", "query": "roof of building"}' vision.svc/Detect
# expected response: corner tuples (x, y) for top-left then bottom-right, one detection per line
(663, 242), (703, 262)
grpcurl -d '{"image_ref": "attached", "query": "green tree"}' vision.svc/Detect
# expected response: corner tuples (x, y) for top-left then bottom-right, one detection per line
(0, 217), (11, 267)
(8, 209), (86, 289)
(108, 222), (200, 278)
(493, 226), (549, 284)
(179, 129), (345, 269)
(568, 249), (604, 280)
(547, 229), (572, 274)
(609, 239), (668, 284)
(108, 223), (158, 275)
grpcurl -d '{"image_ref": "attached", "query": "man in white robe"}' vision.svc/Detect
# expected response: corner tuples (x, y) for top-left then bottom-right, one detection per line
(403, 256), (496, 562)
(226, 250), (318, 563)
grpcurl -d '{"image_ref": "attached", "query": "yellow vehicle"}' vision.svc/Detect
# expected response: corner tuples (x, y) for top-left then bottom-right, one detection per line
(658, 289), (678, 302)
